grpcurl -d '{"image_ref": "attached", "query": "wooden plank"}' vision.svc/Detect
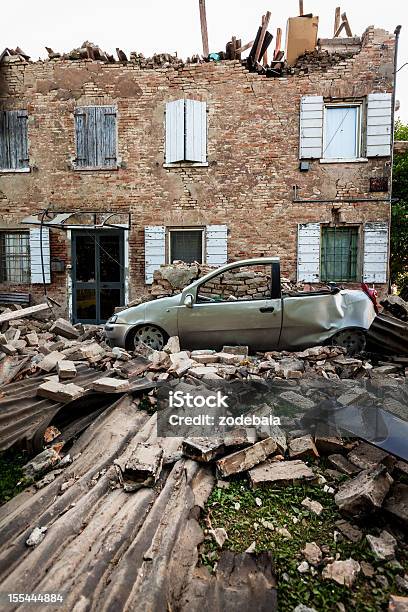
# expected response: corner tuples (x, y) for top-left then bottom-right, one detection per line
(273, 28), (282, 60)
(334, 21), (345, 37)
(254, 11), (271, 63)
(261, 17), (268, 65)
(235, 40), (254, 54)
(334, 7), (341, 35)
(341, 12), (352, 36)
(299, 0), (304, 16)
(199, 0), (209, 57)
(0, 302), (50, 325)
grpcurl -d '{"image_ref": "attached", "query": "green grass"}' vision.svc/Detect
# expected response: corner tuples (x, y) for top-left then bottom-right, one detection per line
(200, 475), (408, 612)
(0, 449), (32, 505)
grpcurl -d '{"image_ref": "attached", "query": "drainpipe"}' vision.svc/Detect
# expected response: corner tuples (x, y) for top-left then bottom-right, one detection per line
(389, 25), (402, 291)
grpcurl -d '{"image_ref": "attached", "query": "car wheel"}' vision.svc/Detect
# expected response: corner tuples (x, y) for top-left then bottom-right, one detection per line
(131, 325), (167, 351)
(330, 329), (366, 355)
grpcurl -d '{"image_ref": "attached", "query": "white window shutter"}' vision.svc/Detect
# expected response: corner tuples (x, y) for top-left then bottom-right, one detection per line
(363, 222), (388, 283)
(165, 100), (185, 163)
(185, 100), (207, 163)
(29, 227), (51, 284)
(206, 225), (227, 266)
(299, 96), (324, 159)
(297, 223), (320, 282)
(366, 93), (392, 157)
(145, 226), (166, 284)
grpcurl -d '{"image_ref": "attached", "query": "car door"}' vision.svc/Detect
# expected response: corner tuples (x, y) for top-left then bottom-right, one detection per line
(177, 262), (282, 351)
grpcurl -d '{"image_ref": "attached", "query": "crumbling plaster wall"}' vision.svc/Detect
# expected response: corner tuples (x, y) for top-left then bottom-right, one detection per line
(0, 27), (394, 309)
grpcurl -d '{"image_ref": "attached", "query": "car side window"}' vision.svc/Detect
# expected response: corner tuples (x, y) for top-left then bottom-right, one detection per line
(197, 264), (272, 303)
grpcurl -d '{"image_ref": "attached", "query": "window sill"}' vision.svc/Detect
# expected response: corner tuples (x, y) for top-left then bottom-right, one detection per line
(0, 167), (31, 174)
(163, 162), (209, 168)
(320, 158), (368, 164)
(72, 165), (120, 172)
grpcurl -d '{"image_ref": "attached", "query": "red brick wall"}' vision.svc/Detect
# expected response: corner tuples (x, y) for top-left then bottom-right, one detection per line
(0, 27), (395, 314)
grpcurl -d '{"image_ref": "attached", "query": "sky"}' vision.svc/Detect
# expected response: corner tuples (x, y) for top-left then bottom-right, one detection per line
(3, 0), (408, 120)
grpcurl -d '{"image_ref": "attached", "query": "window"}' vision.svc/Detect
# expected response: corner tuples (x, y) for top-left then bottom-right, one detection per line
(321, 226), (359, 282)
(323, 105), (361, 160)
(197, 264), (273, 303)
(0, 110), (29, 171)
(169, 229), (203, 264)
(0, 232), (30, 283)
(74, 106), (117, 169)
(165, 99), (207, 164)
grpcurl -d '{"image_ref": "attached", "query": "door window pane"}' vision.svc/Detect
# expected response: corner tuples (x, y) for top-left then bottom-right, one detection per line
(100, 288), (121, 321)
(321, 227), (359, 282)
(198, 264), (272, 302)
(75, 235), (96, 282)
(324, 106), (359, 159)
(170, 230), (203, 264)
(99, 235), (121, 282)
(76, 288), (96, 320)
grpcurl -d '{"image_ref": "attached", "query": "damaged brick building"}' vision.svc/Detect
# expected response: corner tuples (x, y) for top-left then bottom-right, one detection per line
(0, 25), (396, 324)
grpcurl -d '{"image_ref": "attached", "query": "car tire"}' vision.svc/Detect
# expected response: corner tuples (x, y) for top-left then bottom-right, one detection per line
(330, 329), (366, 355)
(127, 324), (168, 351)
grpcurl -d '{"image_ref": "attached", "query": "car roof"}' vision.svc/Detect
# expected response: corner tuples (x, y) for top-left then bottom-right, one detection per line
(225, 257), (280, 265)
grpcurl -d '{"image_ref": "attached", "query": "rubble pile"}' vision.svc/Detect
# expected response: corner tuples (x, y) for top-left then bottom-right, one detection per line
(149, 261), (304, 298)
(291, 49), (358, 74)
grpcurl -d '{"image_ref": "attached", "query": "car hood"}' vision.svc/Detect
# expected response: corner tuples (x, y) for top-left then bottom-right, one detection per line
(115, 293), (182, 324)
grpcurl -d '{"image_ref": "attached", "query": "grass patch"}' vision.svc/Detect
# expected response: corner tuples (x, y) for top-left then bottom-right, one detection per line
(200, 476), (408, 612)
(0, 448), (31, 505)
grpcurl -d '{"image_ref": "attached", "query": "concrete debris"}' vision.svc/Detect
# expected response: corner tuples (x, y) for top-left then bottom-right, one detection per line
(210, 527), (228, 548)
(334, 465), (393, 516)
(26, 526), (47, 547)
(182, 437), (225, 463)
(297, 561), (310, 573)
(22, 448), (61, 478)
(249, 460), (315, 487)
(301, 497), (323, 515)
(335, 520), (363, 543)
(92, 377), (130, 393)
(57, 360), (77, 380)
(389, 595), (408, 611)
(348, 442), (396, 471)
(366, 530), (397, 560)
(50, 318), (80, 340)
(289, 435), (319, 460)
(322, 559), (360, 587)
(381, 295), (408, 322)
(216, 437), (278, 477)
(302, 542), (322, 565)
(37, 380), (85, 402)
(327, 454), (361, 476)
(122, 443), (164, 489)
(384, 484), (408, 527)
(38, 351), (66, 372)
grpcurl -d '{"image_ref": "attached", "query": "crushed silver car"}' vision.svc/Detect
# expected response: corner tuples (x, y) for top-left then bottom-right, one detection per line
(104, 258), (378, 354)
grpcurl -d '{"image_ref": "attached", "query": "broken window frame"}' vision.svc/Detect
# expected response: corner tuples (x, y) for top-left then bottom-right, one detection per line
(320, 225), (361, 283)
(167, 227), (205, 264)
(0, 231), (31, 283)
(322, 102), (364, 161)
(0, 110), (30, 173)
(73, 105), (119, 171)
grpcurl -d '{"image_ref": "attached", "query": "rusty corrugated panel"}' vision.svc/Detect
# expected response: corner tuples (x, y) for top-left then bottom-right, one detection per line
(368, 313), (408, 355)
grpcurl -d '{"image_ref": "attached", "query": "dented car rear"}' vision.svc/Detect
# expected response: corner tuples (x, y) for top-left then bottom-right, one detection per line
(105, 258), (377, 354)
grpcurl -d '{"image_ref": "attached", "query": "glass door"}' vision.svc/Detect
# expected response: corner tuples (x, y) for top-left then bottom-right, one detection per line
(72, 230), (124, 324)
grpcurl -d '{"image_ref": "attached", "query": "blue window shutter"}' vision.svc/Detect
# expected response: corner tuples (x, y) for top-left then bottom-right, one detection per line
(145, 226), (166, 284)
(299, 96), (323, 159)
(185, 100), (207, 163)
(165, 100), (185, 163)
(0, 110), (29, 170)
(29, 227), (51, 284)
(363, 222), (388, 283)
(366, 93), (392, 157)
(297, 223), (321, 282)
(206, 225), (228, 266)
